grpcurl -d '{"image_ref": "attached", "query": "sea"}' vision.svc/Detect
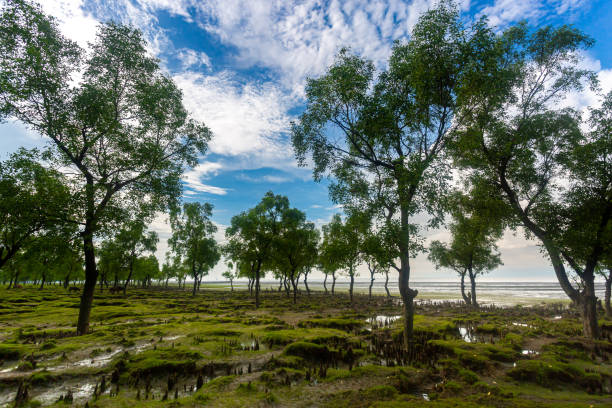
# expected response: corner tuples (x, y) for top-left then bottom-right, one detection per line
(221, 280), (608, 306)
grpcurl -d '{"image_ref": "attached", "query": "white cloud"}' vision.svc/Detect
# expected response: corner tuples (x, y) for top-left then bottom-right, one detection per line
(172, 71), (296, 166)
(40, 0), (99, 48)
(193, 0), (437, 94)
(182, 165), (229, 195)
(478, 0), (589, 27)
(177, 48), (211, 69)
(236, 173), (292, 183)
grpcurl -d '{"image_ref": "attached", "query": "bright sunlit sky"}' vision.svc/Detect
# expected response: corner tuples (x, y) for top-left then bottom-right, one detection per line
(1, 0), (611, 282)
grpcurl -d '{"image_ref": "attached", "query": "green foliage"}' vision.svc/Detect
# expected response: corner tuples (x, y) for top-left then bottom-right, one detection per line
(170, 202), (219, 294)
(0, 149), (72, 271)
(0, 0), (211, 333)
(449, 15), (608, 337)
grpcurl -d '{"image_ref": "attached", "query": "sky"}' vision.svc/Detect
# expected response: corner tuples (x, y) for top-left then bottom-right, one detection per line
(1, 0), (611, 282)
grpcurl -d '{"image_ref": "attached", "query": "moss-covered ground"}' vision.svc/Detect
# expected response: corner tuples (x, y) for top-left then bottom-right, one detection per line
(0, 286), (610, 407)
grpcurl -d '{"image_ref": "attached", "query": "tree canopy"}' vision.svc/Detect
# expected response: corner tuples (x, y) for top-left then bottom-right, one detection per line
(0, 0), (211, 334)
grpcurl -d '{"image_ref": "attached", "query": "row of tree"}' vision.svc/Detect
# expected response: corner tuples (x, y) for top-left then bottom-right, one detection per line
(0, 0), (609, 343)
(290, 1), (611, 342)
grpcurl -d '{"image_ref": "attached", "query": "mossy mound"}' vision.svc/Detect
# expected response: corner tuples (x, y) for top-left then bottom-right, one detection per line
(508, 358), (607, 392)
(283, 341), (332, 362)
(298, 318), (363, 331)
(0, 343), (26, 360)
(122, 347), (201, 376)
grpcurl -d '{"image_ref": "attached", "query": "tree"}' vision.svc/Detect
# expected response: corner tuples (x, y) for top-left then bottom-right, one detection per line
(225, 191), (288, 308)
(0, 0), (210, 334)
(169, 202), (219, 296)
(428, 187), (504, 307)
(98, 239), (125, 289)
(451, 22), (608, 338)
(273, 208), (319, 303)
(222, 262), (235, 292)
(58, 241), (83, 289)
(319, 222), (343, 295)
(319, 213), (367, 305)
(0, 149), (70, 270)
(292, 3), (477, 342)
(113, 219), (158, 295)
(133, 255), (159, 288)
(362, 227), (394, 300)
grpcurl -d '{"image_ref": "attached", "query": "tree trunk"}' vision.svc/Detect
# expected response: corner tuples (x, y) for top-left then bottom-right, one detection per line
(384, 270), (390, 297)
(581, 272), (600, 339)
(323, 274), (328, 294)
(349, 267), (354, 306)
(192, 273), (198, 296)
(304, 272), (310, 296)
(332, 273), (336, 295)
(77, 229), (98, 335)
(64, 274), (70, 289)
(290, 270), (298, 304)
(398, 204), (417, 346)
(39, 268), (46, 290)
(123, 260), (134, 297)
(255, 260), (262, 308)
(604, 273), (611, 318)
(460, 271), (471, 305)
(368, 265), (375, 300)
(468, 268), (478, 307)
(230, 279), (233, 292)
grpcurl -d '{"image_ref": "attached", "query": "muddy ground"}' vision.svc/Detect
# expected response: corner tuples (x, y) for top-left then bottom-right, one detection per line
(0, 286), (611, 407)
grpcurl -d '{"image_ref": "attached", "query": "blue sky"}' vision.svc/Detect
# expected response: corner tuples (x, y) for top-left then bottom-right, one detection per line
(1, 0), (611, 281)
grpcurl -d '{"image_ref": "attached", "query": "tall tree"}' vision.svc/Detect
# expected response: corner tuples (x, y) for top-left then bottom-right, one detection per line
(428, 187), (505, 307)
(362, 227), (394, 301)
(225, 191), (288, 308)
(319, 213), (367, 305)
(169, 202), (218, 296)
(273, 208), (319, 304)
(0, 0), (210, 334)
(113, 219), (158, 295)
(451, 22), (608, 337)
(292, 3), (473, 341)
(222, 262), (236, 292)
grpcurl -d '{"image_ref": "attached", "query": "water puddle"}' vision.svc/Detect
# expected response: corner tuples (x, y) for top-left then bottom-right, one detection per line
(365, 315), (401, 330)
(0, 363), (18, 374)
(458, 326), (474, 343)
(45, 335), (184, 373)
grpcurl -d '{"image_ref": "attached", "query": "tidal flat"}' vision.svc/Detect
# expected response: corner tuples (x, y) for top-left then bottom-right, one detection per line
(1, 287), (611, 407)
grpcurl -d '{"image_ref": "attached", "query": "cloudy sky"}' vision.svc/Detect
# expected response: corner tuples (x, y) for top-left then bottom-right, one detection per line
(1, 0), (610, 281)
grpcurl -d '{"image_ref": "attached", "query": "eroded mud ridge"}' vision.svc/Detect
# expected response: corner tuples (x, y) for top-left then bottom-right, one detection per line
(1, 288), (611, 407)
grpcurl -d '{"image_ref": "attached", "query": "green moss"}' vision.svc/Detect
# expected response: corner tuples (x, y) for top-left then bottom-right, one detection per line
(458, 368), (479, 384)
(475, 323), (500, 335)
(298, 317), (363, 331)
(507, 358), (604, 390)
(502, 332), (523, 350)
(124, 347), (201, 376)
(363, 384), (398, 400)
(283, 341), (331, 362)
(0, 343), (25, 360)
